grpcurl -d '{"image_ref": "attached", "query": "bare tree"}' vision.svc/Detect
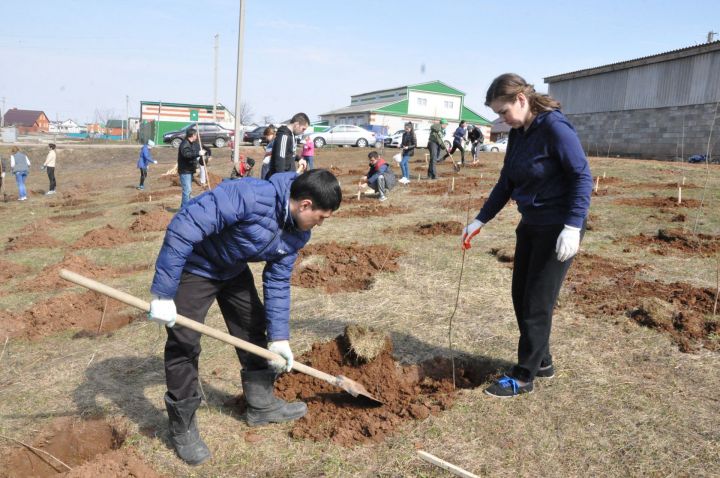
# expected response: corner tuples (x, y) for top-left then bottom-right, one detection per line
(93, 108), (119, 125)
(236, 102), (254, 126)
(261, 115), (275, 126)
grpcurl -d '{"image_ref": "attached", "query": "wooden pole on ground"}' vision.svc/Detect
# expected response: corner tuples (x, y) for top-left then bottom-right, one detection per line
(417, 450), (479, 478)
(678, 186), (682, 205)
(451, 177), (455, 192)
(594, 176), (600, 193)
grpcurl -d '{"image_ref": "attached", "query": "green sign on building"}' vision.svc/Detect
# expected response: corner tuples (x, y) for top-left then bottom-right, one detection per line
(189, 110), (199, 121)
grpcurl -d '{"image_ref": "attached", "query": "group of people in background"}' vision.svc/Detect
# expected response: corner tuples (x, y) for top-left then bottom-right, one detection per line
(0, 143), (59, 201)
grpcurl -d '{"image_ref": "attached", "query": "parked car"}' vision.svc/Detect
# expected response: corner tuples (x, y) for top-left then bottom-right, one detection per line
(390, 128), (452, 150)
(384, 130), (404, 147)
(480, 137), (509, 153)
(303, 125), (377, 148)
(243, 125), (271, 146)
(163, 122), (234, 148)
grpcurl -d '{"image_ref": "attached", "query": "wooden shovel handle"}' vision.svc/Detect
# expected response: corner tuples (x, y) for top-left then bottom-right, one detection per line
(58, 269), (338, 385)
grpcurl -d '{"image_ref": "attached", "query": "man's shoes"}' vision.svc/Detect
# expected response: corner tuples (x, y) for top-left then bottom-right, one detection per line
(136, 186), (144, 190)
(536, 364), (555, 379)
(379, 194), (388, 202)
(484, 375), (534, 398)
(398, 177), (409, 184)
(18, 196), (27, 201)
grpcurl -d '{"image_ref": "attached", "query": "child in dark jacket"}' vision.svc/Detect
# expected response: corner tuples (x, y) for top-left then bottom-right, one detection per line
(359, 151), (396, 201)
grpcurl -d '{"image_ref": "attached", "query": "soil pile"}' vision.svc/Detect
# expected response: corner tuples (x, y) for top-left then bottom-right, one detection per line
(0, 417), (163, 478)
(230, 335), (488, 446)
(0, 259), (30, 282)
(624, 228), (720, 255)
(5, 231), (64, 251)
(48, 193), (93, 209)
(18, 255), (146, 292)
(335, 203), (411, 218)
(292, 242), (403, 292)
(71, 225), (142, 249)
(490, 247), (514, 263)
(0, 291), (137, 339)
(127, 188), (177, 204)
(398, 221), (463, 237)
(613, 196), (701, 208)
(441, 195), (485, 211)
(566, 253), (718, 352)
(128, 208), (173, 232)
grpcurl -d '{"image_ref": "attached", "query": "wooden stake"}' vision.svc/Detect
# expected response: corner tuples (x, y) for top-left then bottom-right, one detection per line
(97, 296), (108, 334)
(594, 176), (600, 193)
(0, 336), (8, 364)
(451, 177), (455, 192)
(602, 171), (606, 179)
(682, 176), (686, 185)
(678, 186), (682, 205)
(417, 450), (479, 478)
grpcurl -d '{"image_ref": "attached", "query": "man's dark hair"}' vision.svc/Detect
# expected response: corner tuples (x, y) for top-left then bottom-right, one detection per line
(186, 128), (197, 138)
(459, 120), (466, 126)
(290, 169), (342, 211)
(290, 112), (310, 125)
(367, 151), (379, 160)
(49, 143), (56, 150)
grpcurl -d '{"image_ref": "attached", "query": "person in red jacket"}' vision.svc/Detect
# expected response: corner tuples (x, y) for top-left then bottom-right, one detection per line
(359, 151), (397, 201)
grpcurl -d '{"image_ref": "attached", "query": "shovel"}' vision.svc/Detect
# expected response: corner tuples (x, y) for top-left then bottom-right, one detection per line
(59, 269), (383, 406)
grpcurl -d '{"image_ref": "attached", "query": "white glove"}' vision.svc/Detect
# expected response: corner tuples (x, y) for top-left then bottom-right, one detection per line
(152, 160), (158, 164)
(556, 225), (581, 262)
(1, 172), (5, 178)
(268, 340), (293, 373)
(148, 295), (176, 327)
(461, 219), (484, 250)
(198, 149), (207, 157)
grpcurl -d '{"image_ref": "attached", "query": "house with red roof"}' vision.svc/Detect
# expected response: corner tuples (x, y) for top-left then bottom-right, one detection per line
(2, 108), (50, 134)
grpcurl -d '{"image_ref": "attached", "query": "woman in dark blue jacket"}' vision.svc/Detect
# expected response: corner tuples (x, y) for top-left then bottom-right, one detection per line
(462, 73), (592, 398)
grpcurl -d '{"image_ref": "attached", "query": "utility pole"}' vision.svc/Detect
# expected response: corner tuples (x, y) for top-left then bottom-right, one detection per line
(213, 34), (219, 124)
(708, 31), (718, 43)
(125, 95), (130, 141)
(232, 1), (246, 164)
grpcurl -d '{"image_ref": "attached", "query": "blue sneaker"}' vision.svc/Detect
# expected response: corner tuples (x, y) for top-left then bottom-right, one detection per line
(484, 375), (534, 398)
(136, 185), (144, 190)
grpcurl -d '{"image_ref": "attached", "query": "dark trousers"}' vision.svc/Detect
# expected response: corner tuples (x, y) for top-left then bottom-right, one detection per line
(510, 221), (585, 382)
(427, 142), (441, 179)
(139, 168), (147, 187)
(47, 167), (56, 191)
(446, 142), (465, 164)
(164, 268), (268, 401)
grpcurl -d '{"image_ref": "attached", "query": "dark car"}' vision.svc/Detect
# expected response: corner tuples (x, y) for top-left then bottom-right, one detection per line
(243, 126), (271, 146)
(163, 122), (234, 148)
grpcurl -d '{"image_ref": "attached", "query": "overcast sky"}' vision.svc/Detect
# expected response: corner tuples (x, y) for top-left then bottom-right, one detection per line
(1, 0), (718, 124)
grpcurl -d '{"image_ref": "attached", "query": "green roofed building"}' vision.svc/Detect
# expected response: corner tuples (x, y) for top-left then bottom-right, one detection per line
(319, 80), (492, 138)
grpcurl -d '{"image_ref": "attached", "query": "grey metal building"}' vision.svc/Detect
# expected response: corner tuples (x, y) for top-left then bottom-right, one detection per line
(544, 41), (720, 159)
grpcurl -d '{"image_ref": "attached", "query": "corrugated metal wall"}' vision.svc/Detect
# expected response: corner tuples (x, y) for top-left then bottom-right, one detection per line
(549, 51), (720, 114)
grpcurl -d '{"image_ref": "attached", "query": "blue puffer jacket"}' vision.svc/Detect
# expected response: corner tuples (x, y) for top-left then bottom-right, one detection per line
(136, 145), (154, 169)
(150, 172), (310, 340)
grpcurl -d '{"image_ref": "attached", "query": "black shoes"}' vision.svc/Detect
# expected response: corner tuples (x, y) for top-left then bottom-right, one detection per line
(484, 376), (534, 398)
(536, 364), (555, 379)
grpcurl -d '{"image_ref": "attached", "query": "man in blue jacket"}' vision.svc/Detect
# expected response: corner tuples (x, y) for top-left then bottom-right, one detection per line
(136, 139), (157, 190)
(148, 169), (342, 465)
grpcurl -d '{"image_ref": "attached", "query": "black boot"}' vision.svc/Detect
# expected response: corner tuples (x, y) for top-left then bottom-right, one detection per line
(241, 369), (308, 427)
(164, 393), (211, 465)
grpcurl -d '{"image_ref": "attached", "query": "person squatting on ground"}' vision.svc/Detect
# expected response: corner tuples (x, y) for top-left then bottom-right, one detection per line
(468, 124), (484, 164)
(301, 134), (315, 172)
(177, 128), (205, 208)
(360, 151), (397, 202)
(9, 146), (31, 201)
(147, 169), (342, 465)
(266, 113), (310, 179)
(444, 120), (468, 165)
(462, 73), (592, 398)
(42, 143), (58, 195)
(399, 122), (416, 184)
(230, 154), (255, 179)
(136, 140), (157, 190)
(427, 118), (450, 179)
(259, 125), (276, 180)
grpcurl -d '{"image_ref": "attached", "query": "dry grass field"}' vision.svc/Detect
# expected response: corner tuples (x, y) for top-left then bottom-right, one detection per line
(0, 142), (718, 477)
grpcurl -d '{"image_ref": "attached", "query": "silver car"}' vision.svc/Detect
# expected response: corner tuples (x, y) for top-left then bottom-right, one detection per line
(304, 125), (377, 148)
(480, 137), (508, 152)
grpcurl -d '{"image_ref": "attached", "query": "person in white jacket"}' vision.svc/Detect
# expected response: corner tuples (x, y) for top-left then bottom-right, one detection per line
(42, 143), (57, 195)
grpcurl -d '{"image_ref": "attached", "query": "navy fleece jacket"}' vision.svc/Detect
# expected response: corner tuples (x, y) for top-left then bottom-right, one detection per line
(477, 110), (592, 228)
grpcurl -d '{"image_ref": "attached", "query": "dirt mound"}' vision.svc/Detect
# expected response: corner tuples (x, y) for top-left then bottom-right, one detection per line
(71, 225), (142, 249)
(0, 291), (137, 339)
(409, 177), (483, 196)
(127, 188), (177, 204)
(335, 203), (411, 218)
(18, 219), (56, 235)
(129, 208), (173, 232)
(0, 259), (30, 282)
(613, 196), (701, 208)
(48, 210), (105, 223)
(228, 335), (489, 446)
(490, 247), (515, 263)
(566, 253), (718, 352)
(624, 228), (720, 255)
(48, 195), (94, 209)
(292, 242), (403, 293)
(18, 255), (146, 292)
(398, 221), (463, 237)
(0, 416), (163, 478)
(4, 231), (64, 251)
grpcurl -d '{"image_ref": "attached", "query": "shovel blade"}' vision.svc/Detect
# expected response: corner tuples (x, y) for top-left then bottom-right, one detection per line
(336, 375), (383, 406)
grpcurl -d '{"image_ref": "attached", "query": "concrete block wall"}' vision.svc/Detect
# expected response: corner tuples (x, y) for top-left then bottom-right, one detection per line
(566, 103), (720, 160)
